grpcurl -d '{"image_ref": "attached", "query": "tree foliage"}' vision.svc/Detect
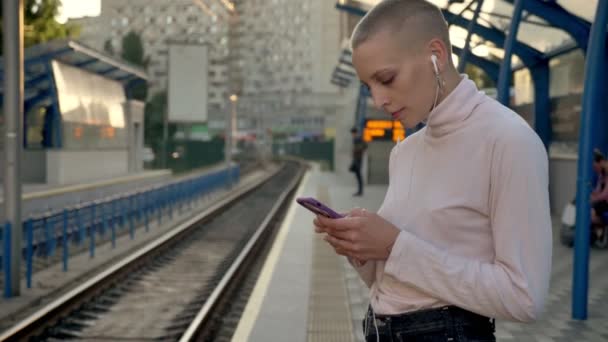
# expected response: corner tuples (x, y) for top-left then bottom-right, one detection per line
(0, 0), (80, 54)
(465, 64), (494, 89)
(121, 30), (149, 101)
(144, 91), (176, 160)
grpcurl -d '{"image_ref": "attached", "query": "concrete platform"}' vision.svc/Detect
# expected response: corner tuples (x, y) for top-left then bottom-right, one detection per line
(232, 165), (608, 342)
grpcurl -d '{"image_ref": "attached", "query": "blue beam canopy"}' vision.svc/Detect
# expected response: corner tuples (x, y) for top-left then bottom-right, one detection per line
(452, 46), (499, 84)
(0, 39), (149, 109)
(335, 1), (595, 70)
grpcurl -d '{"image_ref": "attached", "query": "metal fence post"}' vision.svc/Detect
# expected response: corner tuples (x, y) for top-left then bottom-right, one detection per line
(3, 223), (12, 298)
(77, 206), (84, 246)
(26, 219), (33, 288)
(129, 194), (135, 240)
(157, 189), (163, 226)
(44, 215), (53, 257)
(144, 194), (149, 232)
(90, 203), (96, 258)
(168, 186), (173, 220)
(111, 200), (117, 249)
(62, 209), (68, 272)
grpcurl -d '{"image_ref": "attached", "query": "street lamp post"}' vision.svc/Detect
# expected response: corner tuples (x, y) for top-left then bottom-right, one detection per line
(3, 0), (24, 298)
(226, 94), (238, 187)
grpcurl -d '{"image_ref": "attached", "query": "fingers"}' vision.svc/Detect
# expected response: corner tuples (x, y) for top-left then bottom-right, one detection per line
(326, 229), (354, 242)
(324, 234), (358, 256)
(317, 214), (361, 232)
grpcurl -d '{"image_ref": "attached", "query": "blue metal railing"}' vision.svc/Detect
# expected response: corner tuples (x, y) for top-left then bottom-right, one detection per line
(2, 165), (239, 298)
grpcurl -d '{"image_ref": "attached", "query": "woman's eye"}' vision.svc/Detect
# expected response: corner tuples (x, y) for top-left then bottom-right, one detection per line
(380, 76), (394, 85)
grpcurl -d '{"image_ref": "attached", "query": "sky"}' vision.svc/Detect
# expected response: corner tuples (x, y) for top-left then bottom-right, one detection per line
(56, 0), (101, 23)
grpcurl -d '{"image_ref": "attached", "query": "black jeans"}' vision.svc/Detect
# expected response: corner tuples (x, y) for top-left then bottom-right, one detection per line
(363, 306), (496, 342)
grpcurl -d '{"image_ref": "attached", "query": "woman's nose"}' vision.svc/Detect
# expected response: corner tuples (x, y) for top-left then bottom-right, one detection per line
(371, 89), (389, 110)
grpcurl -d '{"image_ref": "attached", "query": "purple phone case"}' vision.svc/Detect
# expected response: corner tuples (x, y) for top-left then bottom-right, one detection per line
(296, 197), (344, 219)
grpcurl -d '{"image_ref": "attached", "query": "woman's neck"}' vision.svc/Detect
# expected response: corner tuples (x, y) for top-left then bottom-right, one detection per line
(436, 68), (462, 105)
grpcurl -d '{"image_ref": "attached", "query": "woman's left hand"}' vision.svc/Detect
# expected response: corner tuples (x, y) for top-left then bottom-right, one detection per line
(314, 208), (400, 261)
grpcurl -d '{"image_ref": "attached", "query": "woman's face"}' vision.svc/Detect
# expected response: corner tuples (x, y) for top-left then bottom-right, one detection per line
(352, 30), (438, 129)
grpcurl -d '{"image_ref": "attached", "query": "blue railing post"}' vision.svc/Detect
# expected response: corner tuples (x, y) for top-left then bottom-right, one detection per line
(111, 200), (117, 249)
(144, 195), (150, 232)
(138, 192), (144, 223)
(4, 222), (12, 298)
(129, 194), (135, 240)
(77, 206), (85, 246)
(168, 187), (174, 220)
(157, 189), (163, 225)
(62, 209), (68, 272)
(44, 215), (54, 257)
(122, 196), (128, 228)
(90, 203), (96, 258)
(101, 202), (108, 237)
(26, 219), (34, 288)
(573, 0), (608, 321)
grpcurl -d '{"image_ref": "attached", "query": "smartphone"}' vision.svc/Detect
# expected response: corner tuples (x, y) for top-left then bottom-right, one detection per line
(296, 197), (344, 219)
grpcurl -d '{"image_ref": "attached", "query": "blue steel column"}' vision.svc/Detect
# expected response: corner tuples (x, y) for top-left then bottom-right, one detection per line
(457, 0), (484, 73)
(531, 61), (552, 149)
(497, 0), (525, 105)
(572, 0), (608, 321)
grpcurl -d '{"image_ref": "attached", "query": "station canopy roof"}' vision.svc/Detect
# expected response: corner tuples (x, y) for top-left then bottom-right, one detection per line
(351, 0), (594, 67)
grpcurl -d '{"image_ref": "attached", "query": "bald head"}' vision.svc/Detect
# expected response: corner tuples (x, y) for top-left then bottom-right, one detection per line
(351, 0), (451, 56)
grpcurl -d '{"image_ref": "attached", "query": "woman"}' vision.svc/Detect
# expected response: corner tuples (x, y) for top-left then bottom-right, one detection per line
(313, 1), (552, 341)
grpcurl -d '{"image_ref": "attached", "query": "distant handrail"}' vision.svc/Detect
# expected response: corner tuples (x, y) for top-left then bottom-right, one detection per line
(1, 165), (239, 298)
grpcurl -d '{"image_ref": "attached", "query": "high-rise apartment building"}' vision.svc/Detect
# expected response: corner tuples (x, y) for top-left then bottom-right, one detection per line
(69, 0), (231, 114)
(71, 0), (350, 136)
(228, 0), (346, 136)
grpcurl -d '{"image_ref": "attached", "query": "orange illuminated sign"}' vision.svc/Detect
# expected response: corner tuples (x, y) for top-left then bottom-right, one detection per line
(73, 126), (83, 139)
(100, 126), (115, 139)
(363, 120), (406, 142)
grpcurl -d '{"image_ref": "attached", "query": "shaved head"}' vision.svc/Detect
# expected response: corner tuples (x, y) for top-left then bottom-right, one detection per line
(351, 0), (451, 56)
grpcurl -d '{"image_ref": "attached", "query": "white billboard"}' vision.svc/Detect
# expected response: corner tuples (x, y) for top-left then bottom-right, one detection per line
(168, 43), (209, 123)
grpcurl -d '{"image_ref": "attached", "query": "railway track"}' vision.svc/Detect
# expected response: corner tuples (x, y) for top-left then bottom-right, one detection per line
(0, 161), (305, 341)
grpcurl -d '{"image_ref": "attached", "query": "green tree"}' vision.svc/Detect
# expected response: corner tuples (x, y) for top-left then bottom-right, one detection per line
(0, 0), (80, 54)
(465, 64), (494, 89)
(144, 91), (176, 165)
(121, 30), (149, 101)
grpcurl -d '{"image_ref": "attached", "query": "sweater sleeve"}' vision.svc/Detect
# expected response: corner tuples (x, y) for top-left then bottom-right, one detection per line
(349, 142), (404, 287)
(383, 126), (552, 322)
(348, 258), (376, 288)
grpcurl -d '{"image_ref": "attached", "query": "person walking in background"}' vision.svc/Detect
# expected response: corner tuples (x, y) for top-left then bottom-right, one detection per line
(350, 127), (367, 196)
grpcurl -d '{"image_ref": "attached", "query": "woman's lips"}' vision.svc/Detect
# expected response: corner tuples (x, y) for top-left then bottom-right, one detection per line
(391, 108), (404, 120)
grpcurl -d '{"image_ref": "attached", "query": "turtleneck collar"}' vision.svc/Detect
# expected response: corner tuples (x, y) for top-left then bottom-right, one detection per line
(424, 75), (486, 139)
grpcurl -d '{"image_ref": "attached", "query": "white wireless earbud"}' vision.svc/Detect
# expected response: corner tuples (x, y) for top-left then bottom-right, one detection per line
(431, 54), (439, 76)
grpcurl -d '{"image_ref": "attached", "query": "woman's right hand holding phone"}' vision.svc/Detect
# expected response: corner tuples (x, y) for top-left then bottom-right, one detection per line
(313, 208), (400, 266)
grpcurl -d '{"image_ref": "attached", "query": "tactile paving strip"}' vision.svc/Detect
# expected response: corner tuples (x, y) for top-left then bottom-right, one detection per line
(307, 185), (356, 342)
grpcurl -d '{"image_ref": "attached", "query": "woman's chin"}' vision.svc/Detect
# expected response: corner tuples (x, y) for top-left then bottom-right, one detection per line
(401, 118), (418, 130)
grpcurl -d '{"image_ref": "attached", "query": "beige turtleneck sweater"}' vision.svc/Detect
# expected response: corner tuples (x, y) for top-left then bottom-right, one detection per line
(354, 75), (552, 322)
